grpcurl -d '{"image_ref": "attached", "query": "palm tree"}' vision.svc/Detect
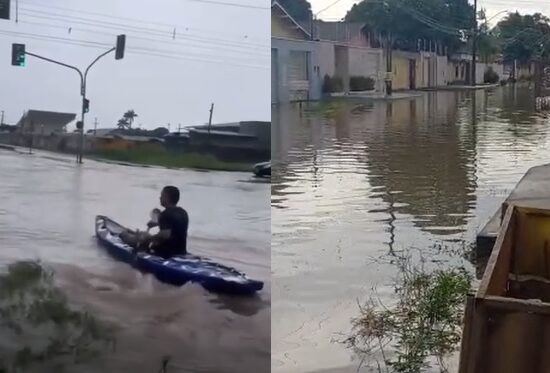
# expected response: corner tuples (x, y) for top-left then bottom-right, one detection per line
(123, 110), (138, 128)
(117, 118), (129, 130)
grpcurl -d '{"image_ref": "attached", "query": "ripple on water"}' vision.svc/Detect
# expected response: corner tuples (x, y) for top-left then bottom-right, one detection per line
(272, 86), (550, 373)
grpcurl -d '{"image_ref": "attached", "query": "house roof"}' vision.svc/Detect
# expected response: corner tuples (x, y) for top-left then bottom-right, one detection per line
(271, 1), (311, 39)
(16, 110), (76, 129)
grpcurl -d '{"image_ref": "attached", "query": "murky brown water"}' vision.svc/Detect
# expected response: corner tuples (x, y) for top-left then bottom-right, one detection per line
(0, 150), (270, 372)
(271, 84), (550, 372)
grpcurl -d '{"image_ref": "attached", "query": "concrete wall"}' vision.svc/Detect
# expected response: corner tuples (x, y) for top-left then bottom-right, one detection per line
(349, 46), (384, 91)
(319, 41), (335, 78)
(436, 55), (448, 86)
(272, 38), (322, 104)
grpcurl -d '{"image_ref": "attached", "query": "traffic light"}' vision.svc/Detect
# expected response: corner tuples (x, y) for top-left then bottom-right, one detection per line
(0, 0), (10, 20)
(11, 43), (25, 66)
(115, 34), (126, 60)
(83, 98), (90, 113)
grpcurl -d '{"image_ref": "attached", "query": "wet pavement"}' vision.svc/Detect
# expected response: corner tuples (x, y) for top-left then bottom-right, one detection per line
(271, 84), (550, 372)
(0, 149), (270, 372)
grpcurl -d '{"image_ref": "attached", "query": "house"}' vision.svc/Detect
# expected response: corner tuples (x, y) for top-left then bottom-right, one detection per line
(449, 51), (504, 85)
(271, 1), (322, 104)
(16, 110), (76, 135)
(315, 21), (385, 93)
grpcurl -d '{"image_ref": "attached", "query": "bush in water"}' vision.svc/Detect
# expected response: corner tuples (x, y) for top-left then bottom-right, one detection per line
(322, 75), (344, 93)
(0, 261), (114, 372)
(484, 67), (500, 84)
(349, 76), (375, 91)
(343, 253), (472, 373)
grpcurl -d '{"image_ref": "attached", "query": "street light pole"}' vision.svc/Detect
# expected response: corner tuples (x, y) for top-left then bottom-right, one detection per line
(25, 48), (116, 163)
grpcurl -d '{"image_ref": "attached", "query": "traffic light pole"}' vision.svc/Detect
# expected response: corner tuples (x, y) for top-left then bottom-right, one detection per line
(24, 47), (115, 163)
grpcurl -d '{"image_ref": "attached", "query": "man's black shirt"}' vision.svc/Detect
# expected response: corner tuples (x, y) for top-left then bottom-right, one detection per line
(156, 206), (189, 257)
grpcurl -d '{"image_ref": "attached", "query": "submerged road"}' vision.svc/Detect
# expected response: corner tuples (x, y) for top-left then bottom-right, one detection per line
(0, 148), (270, 372)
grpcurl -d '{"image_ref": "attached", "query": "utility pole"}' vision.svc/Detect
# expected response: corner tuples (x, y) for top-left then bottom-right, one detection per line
(207, 103), (214, 134)
(93, 117), (98, 135)
(471, 0), (478, 86)
(0, 110), (4, 125)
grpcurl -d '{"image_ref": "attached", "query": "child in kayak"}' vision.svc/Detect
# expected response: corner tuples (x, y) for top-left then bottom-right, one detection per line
(121, 186), (189, 258)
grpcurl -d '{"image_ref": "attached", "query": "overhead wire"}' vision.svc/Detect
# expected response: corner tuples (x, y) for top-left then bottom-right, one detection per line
(17, 20), (269, 58)
(18, 0), (269, 45)
(0, 30), (269, 70)
(18, 8), (269, 50)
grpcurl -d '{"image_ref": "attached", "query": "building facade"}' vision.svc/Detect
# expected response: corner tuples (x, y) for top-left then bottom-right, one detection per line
(271, 1), (322, 104)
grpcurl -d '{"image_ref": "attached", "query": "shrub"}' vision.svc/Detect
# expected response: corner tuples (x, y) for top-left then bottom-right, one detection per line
(349, 76), (375, 91)
(484, 67), (500, 84)
(322, 75), (344, 93)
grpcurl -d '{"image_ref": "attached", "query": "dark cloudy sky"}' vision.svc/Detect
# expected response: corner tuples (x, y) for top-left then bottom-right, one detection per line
(0, 0), (270, 130)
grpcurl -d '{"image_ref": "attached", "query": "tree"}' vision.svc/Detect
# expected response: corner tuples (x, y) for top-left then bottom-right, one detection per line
(345, 0), (474, 54)
(278, 0), (312, 22)
(477, 9), (499, 63)
(495, 12), (550, 64)
(123, 110), (138, 128)
(117, 118), (129, 130)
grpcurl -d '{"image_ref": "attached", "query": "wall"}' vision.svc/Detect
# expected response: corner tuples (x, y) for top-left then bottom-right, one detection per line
(318, 41), (335, 79)
(349, 46), (384, 91)
(239, 121), (271, 151)
(392, 53), (411, 90)
(272, 38), (322, 104)
(436, 55), (448, 86)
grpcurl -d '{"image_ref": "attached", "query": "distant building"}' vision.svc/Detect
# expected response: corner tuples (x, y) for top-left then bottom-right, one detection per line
(16, 110), (76, 135)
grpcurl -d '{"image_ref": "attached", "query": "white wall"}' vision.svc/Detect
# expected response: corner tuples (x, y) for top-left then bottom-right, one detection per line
(348, 46), (384, 91)
(318, 41), (335, 78)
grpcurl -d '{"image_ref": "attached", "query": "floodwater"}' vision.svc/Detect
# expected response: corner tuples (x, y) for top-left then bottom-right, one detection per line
(271, 84), (550, 372)
(0, 149), (270, 372)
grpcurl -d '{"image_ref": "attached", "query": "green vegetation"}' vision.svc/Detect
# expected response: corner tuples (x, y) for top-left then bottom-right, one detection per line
(92, 148), (252, 172)
(277, 0), (312, 22)
(322, 75), (344, 94)
(0, 261), (114, 372)
(484, 67), (500, 84)
(350, 76), (375, 92)
(344, 254), (472, 373)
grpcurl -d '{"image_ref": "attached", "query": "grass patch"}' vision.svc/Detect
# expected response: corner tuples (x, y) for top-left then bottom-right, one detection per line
(344, 254), (472, 373)
(90, 148), (252, 172)
(0, 261), (114, 372)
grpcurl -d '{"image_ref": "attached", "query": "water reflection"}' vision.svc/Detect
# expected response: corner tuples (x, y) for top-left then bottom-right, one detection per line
(272, 84), (550, 373)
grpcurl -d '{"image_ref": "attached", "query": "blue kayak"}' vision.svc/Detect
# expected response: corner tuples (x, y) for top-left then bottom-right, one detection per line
(95, 216), (264, 295)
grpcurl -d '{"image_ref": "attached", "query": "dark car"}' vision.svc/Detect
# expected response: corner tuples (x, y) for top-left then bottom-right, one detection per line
(253, 161), (270, 177)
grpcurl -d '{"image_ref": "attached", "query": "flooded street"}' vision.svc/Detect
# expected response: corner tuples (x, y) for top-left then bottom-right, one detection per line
(271, 84), (550, 372)
(0, 150), (270, 372)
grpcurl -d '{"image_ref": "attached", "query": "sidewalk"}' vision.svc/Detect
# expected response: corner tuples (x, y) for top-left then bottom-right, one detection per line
(418, 83), (500, 91)
(330, 91), (422, 101)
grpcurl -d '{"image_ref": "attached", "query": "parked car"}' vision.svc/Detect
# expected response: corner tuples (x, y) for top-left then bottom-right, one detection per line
(253, 161), (270, 177)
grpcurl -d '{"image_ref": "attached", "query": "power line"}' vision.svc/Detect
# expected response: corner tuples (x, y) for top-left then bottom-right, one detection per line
(0, 30), (269, 69)
(174, 0), (269, 10)
(17, 20), (269, 58)
(18, 1), (269, 45)
(18, 8), (269, 50)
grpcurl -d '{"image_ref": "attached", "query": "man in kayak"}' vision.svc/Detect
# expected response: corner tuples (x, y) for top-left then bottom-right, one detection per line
(121, 185), (189, 258)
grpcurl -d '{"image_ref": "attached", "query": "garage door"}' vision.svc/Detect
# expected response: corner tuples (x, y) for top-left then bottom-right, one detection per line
(288, 50), (309, 101)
